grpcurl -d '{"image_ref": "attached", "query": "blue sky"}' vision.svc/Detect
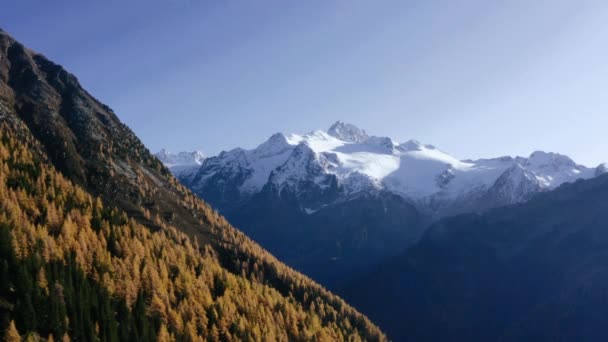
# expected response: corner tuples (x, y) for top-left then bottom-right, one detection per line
(2, 0), (608, 165)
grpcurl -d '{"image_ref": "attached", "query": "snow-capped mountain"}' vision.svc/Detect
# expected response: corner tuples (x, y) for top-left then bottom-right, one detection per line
(175, 121), (604, 288)
(182, 121), (602, 216)
(155, 149), (205, 176)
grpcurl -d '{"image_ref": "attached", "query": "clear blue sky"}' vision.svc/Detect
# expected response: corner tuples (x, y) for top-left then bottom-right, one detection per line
(2, 0), (608, 165)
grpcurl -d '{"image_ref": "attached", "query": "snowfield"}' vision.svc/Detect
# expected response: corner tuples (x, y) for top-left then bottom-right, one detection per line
(160, 121), (605, 214)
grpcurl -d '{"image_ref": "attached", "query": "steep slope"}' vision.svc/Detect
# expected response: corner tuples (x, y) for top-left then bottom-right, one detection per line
(231, 189), (425, 288)
(343, 174), (608, 341)
(176, 121), (602, 288)
(0, 29), (385, 341)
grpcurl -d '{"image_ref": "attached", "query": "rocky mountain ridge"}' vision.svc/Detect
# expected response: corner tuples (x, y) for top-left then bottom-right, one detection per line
(174, 121), (604, 217)
(167, 121), (604, 288)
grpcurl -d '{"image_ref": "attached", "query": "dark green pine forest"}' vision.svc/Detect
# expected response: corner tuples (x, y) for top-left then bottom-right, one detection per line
(0, 29), (386, 341)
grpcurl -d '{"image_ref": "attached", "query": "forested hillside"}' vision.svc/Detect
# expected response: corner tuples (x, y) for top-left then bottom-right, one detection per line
(343, 173), (608, 341)
(0, 29), (385, 341)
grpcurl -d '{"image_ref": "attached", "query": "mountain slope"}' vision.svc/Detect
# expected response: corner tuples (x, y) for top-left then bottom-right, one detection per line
(342, 174), (608, 341)
(0, 29), (385, 341)
(176, 121), (602, 288)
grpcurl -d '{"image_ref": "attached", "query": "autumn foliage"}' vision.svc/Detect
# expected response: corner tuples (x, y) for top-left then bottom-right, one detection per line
(0, 119), (385, 342)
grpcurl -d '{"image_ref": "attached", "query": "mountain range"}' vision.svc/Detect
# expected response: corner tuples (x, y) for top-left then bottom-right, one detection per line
(343, 172), (608, 341)
(165, 121), (605, 288)
(155, 149), (205, 176)
(6, 22), (608, 342)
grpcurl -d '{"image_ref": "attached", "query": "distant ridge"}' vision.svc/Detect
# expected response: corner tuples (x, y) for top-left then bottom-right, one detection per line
(170, 120), (605, 288)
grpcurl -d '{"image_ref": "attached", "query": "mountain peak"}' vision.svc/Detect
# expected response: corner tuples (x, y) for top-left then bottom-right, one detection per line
(255, 132), (293, 155)
(327, 121), (369, 143)
(400, 139), (424, 151)
(155, 149), (205, 167)
(596, 163), (608, 177)
(527, 151), (576, 167)
(266, 132), (289, 145)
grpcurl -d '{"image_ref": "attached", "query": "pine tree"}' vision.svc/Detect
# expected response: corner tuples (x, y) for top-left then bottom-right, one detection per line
(0, 121), (386, 341)
(4, 320), (21, 342)
(157, 324), (172, 342)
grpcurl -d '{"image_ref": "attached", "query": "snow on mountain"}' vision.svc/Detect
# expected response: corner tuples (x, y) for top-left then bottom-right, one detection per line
(182, 122), (603, 215)
(596, 163), (608, 176)
(156, 149), (205, 167)
(481, 163), (543, 206)
(327, 121), (369, 143)
(524, 151), (595, 188)
(155, 149), (205, 176)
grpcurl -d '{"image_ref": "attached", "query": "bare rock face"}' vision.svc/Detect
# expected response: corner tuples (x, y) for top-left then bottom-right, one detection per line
(327, 120), (369, 142)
